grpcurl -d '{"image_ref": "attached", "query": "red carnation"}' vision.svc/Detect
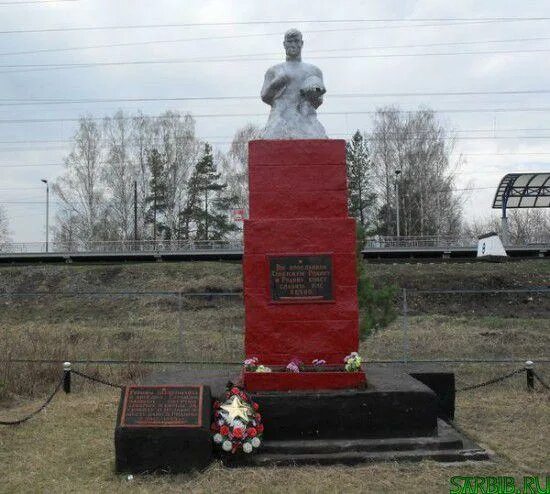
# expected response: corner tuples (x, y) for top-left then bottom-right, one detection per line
(240, 392), (247, 400)
(231, 387), (240, 395)
(247, 427), (257, 437)
(252, 402), (259, 411)
(213, 401), (220, 409)
(210, 423), (219, 432)
(220, 425), (229, 436)
(255, 413), (261, 421)
(232, 427), (244, 438)
(257, 424), (264, 433)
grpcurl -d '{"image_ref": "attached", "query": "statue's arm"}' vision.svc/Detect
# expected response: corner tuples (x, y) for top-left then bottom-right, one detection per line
(261, 67), (287, 105)
(301, 67), (326, 109)
(313, 66), (324, 80)
(313, 67), (326, 99)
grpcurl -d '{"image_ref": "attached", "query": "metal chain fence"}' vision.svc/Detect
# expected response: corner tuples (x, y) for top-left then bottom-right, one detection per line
(0, 287), (548, 402)
(0, 288), (548, 365)
(0, 290), (243, 363)
(2, 364), (549, 427)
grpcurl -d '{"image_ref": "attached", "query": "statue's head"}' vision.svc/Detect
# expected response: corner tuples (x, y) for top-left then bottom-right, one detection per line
(284, 28), (303, 60)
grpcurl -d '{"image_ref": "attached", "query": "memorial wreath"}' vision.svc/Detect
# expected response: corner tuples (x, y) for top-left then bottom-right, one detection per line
(211, 385), (264, 454)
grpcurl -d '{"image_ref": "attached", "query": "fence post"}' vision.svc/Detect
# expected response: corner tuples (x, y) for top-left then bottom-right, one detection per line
(63, 361), (71, 394)
(525, 360), (534, 391)
(177, 292), (184, 359)
(402, 288), (409, 363)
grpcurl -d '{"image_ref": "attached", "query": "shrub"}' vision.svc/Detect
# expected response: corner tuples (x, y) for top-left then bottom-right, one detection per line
(358, 276), (397, 339)
(355, 222), (397, 339)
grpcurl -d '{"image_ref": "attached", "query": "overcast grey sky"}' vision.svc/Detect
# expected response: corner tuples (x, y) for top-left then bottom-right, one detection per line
(1, 0), (550, 243)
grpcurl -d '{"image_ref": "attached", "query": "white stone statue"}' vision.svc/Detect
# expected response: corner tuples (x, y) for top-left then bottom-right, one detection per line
(260, 29), (327, 139)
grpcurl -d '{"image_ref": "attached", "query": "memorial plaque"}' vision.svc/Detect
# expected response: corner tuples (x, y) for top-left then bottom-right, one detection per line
(269, 254), (333, 302)
(120, 385), (203, 428)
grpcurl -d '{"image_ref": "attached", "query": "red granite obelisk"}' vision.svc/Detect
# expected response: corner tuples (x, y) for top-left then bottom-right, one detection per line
(242, 139), (365, 391)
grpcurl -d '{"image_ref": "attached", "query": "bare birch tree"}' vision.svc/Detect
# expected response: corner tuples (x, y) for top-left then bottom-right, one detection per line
(369, 107), (462, 236)
(130, 112), (153, 241)
(103, 110), (135, 240)
(224, 123), (261, 211)
(53, 116), (107, 246)
(152, 111), (200, 239)
(0, 206), (10, 246)
(463, 210), (550, 245)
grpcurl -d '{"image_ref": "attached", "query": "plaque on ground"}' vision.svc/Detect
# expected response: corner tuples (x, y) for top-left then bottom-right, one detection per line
(269, 254), (333, 302)
(115, 385), (212, 473)
(120, 385), (202, 427)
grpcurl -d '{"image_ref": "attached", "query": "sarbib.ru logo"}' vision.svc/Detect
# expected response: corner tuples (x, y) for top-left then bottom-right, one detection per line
(450, 476), (549, 494)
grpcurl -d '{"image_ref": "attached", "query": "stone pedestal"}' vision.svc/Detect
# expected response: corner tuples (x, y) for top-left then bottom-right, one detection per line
(250, 368), (438, 440)
(114, 385), (212, 474)
(138, 367), (489, 466)
(243, 140), (364, 390)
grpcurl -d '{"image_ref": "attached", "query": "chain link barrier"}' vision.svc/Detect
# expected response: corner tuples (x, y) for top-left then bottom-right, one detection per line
(456, 368), (525, 392)
(0, 370), (122, 426)
(0, 375), (63, 426)
(532, 370), (550, 390)
(1, 365), (547, 426)
(71, 370), (124, 390)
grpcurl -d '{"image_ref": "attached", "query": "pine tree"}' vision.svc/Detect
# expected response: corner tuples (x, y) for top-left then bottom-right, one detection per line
(145, 148), (169, 240)
(346, 131), (376, 231)
(178, 164), (201, 241)
(184, 144), (239, 241)
(210, 191), (240, 240)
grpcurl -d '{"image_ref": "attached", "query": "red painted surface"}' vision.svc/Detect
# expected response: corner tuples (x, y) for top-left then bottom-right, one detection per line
(243, 139), (361, 390)
(249, 139), (345, 166)
(249, 190), (348, 219)
(243, 219), (356, 254)
(243, 253), (358, 292)
(249, 164), (347, 193)
(243, 371), (366, 392)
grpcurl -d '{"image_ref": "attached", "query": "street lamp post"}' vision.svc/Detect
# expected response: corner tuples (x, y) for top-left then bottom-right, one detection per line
(394, 169), (401, 238)
(41, 179), (49, 252)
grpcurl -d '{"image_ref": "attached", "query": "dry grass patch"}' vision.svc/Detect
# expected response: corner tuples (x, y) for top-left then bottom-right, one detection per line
(0, 262), (242, 294)
(456, 388), (550, 472)
(363, 315), (550, 362)
(366, 259), (550, 291)
(1, 261), (549, 492)
(1, 384), (548, 493)
(0, 296), (243, 399)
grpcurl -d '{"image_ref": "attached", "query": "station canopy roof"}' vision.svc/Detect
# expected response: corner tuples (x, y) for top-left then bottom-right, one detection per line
(492, 172), (550, 209)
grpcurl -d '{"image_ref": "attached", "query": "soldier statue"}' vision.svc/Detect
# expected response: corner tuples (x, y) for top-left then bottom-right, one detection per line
(261, 29), (327, 139)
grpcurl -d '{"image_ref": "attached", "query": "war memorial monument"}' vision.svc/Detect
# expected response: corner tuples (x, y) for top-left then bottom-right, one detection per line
(114, 29), (488, 473)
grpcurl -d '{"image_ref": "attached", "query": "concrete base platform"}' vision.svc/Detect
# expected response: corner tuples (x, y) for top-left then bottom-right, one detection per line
(223, 420), (490, 467)
(249, 368), (438, 440)
(141, 366), (489, 466)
